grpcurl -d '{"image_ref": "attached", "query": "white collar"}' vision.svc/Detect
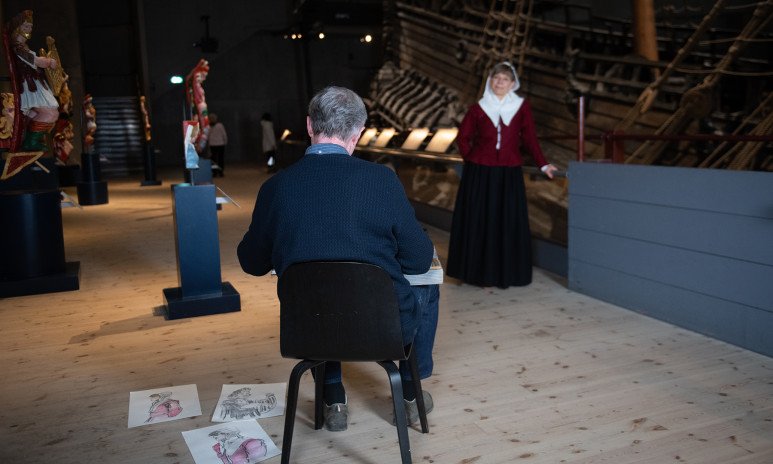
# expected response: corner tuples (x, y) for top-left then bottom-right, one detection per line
(478, 62), (524, 126)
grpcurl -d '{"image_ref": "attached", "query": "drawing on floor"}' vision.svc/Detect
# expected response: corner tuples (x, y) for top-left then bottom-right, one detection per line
(212, 383), (286, 422)
(183, 420), (280, 464)
(128, 384), (202, 428)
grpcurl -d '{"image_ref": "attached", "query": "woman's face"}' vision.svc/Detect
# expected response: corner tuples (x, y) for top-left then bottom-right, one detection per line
(17, 22), (32, 41)
(490, 72), (515, 99)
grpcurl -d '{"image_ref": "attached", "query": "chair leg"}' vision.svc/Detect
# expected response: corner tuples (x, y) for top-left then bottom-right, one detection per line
(378, 360), (412, 464)
(407, 347), (429, 433)
(313, 362), (327, 430)
(282, 360), (321, 464)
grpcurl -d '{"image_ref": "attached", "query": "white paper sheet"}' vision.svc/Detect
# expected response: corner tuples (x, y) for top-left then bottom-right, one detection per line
(212, 383), (286, 422)
(128, 384), (202, 428)
(183, 420), (280, 464)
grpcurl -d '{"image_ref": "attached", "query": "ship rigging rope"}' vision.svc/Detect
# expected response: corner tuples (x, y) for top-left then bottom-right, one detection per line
(724, 1), (767, 10)
(674, 68), (773, 76)
(700, 37), (773, 44)
(620, 0), (772, 162)
(700, 91), (773, 169)
(615, 0), (730, 132)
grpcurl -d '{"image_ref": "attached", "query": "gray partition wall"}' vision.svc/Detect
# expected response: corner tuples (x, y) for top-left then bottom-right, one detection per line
(567, 162), (773, 357)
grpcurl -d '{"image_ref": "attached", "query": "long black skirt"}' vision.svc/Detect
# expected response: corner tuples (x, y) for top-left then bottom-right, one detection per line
(446, 162), (532, 288)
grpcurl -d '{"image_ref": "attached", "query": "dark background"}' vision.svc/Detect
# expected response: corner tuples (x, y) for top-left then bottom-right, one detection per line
(1, 0), (384, 167)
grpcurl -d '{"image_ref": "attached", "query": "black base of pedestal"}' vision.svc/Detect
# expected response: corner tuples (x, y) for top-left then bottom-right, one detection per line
(162, 281), (240, 320)
(77, 181), (109, 205)
(140, 179), (162, 186)
(58, 165), (82, 187)
(0, 261), (80, 298)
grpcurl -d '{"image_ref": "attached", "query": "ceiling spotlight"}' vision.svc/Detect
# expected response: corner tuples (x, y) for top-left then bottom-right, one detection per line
(319, 32), (325, 39)
(364, 34), (372, 43)
(170, 75), (183, 84)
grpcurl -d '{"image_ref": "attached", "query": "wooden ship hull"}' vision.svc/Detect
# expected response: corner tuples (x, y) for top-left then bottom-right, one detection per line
(358, 0), (773, 245)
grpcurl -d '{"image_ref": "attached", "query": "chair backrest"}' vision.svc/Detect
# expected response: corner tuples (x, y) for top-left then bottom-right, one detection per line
(278, 261), (407, 362)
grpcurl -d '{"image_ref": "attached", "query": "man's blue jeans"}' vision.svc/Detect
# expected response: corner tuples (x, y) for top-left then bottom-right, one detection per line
(324, 284), (440, 384)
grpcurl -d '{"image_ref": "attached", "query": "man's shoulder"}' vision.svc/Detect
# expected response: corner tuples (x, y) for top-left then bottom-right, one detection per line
(266, 154), (398, 185)
(350, 154), (391, 169)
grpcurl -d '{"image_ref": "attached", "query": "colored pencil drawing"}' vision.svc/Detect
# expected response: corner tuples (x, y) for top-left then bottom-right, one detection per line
(212, 383), (286, 422)
(210, 426), (267, 464)
(221, 388), (276, 420)
(183, 420), (280, 464)
(128, 384), (202, 428)
(145, 391), (182, 423)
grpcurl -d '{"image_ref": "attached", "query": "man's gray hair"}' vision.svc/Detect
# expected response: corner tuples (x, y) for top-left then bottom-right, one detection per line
(308, 86), (367, 141)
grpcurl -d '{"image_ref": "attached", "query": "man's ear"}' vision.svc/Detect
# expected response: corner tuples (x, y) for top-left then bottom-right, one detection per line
(306, 116), (314, 138)
(351, 126), (365, 146)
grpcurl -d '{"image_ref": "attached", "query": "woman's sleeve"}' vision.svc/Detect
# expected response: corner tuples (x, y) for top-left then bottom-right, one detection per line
(519, 101), (548, 168)
(456, 107), (476, 159)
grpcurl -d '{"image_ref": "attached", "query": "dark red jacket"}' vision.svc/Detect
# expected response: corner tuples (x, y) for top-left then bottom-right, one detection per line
(456, 100), (548, 168)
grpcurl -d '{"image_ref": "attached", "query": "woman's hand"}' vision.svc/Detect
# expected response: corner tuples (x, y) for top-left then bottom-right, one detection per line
(542, 164), (558, 179)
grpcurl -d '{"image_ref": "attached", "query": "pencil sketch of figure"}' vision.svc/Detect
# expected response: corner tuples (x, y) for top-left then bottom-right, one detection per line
(145, 391), (182, 423)
(209, 426), (267, 464)
(220, 388), (277, 420)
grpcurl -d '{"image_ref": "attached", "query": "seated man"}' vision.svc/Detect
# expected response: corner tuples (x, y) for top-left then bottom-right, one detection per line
(237, 86), (439, 431)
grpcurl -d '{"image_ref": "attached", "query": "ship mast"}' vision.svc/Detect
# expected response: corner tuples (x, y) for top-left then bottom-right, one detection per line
(631, 0), (659, 66)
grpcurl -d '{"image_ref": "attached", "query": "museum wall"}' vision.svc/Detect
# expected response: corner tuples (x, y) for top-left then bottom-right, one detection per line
(568, 162), (773, 357)
(1, 0), (384, 171)
(139, 0), (383, 168)
(141, 0), (298, 168)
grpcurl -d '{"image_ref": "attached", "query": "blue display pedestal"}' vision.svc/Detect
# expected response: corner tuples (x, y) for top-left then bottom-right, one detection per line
(162, 183), (240, 319)
(141, 144), (161, 186)
(58, 164), (82, 187)
(77, 153), (108, 205)
(184, 158), (213, 185)
(0, 190), (80, 297)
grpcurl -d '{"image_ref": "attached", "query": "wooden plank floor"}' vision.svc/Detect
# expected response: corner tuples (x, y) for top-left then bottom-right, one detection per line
(1, 161), (771, 463)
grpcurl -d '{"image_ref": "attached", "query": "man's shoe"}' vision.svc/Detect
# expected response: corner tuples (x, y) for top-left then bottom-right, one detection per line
(393, 391), (433, 426)
(323, 400), (348, 432)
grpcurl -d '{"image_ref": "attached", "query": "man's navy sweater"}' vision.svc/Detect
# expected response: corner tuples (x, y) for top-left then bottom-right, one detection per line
(238, 144), (434, 342)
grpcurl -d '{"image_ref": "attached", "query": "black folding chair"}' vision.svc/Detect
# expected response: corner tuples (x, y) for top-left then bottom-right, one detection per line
(278, 261), (429, 464)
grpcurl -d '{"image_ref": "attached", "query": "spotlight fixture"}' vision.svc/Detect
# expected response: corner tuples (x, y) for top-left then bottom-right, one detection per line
(192, 15), (218, 52)
(170, 75), (183, 84)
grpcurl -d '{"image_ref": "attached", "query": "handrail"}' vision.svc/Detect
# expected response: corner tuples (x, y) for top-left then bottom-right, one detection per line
(352, 145), (567, 178)
(285, 124), (770, 179)
(286, 138), (567, 178)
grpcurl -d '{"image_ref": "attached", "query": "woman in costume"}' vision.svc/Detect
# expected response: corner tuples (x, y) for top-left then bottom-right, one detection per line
(446, 61), (557, 289)
(7, 10), (60, 151)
